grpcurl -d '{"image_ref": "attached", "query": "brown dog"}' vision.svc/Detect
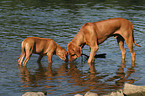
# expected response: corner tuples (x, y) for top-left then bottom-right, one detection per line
(18, 37), (68, 66)
(67, 18), (141, 67)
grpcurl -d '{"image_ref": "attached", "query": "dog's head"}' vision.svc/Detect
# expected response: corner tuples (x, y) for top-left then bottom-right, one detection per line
(57, 48), (68, 62)
(67, 42), (82, 62)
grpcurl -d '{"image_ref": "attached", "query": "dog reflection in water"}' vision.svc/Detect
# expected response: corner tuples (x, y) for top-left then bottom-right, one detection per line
(18, 61), (135, 95)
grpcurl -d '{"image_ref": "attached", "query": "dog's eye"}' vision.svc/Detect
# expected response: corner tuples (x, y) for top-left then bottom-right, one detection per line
(72, 49), (75, 52)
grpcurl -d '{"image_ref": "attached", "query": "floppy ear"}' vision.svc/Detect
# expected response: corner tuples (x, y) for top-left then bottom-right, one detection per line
(74, 45), (82, 57)
(67, 42), (82, 57)
(67, 42), (74, 54)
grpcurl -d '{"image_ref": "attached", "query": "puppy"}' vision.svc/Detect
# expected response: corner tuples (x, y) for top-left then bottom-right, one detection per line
(18, 37), (68, 66)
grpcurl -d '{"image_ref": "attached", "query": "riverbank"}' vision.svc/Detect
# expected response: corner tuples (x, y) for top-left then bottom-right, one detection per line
(75, 83), (145, 96)
(22, 83), (145, 96)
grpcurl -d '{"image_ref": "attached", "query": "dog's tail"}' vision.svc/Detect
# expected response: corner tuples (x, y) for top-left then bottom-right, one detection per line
(134, 41), (141, 47)
(133, 33), (141, 47)
(132, 25), (141, 47)
(17, 55), (22, 59)
(17, 56), (20, 60)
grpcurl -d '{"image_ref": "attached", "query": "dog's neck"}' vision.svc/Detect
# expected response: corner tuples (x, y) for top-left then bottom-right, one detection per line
(55, 44), (63, 56)
(71, 31), (86, 48)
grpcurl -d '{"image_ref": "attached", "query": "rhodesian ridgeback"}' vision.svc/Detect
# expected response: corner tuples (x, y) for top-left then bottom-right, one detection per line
(18, 37), (68, 66)
(67, 18), (141, 67)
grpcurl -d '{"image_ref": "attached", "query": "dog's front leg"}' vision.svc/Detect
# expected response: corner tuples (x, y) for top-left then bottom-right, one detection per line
(47, 53), (53, 64)
(88, 45), (99, 64)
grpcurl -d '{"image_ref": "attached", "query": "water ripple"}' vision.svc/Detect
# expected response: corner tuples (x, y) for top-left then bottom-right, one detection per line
(0, 0), (145, 96)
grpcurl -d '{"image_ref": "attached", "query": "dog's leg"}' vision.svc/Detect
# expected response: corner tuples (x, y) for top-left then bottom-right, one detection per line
(126, 38), (135, 63)
(23, 46), (33, 66)
(18, 42), (25, 65)
(88, 44), (99, 64)
(18, 51), (25, 65)
(124, 32), (135, 63)
(37, 55), (43, 63)
(87, 45), (99, 72)
(47, 53), (53, 64)
(117, 36), (126, 62)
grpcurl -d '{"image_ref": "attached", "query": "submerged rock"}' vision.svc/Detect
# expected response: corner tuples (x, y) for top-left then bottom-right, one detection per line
(74, 83), (145, 96)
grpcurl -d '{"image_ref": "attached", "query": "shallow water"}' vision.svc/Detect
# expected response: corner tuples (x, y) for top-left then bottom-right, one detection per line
(0, 0), (145, 96)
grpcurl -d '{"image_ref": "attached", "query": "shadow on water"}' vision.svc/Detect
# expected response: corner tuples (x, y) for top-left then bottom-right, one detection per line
(18, 60), (136, 95)
(81, 53), (107, 59)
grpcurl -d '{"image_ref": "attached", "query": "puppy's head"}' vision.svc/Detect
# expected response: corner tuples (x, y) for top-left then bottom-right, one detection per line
(57, 48), (68, 62)
(67, 42), (82, 62)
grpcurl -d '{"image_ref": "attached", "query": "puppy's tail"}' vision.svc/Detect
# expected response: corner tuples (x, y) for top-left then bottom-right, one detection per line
(17, 56), (20, 60)
(17, 55), (22, 60)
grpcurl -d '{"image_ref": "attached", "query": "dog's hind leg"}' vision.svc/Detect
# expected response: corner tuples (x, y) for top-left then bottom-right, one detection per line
(124, 31), (135, 64)
(23, 43), (33, 66)
(18, 42), (25, 65)
(117, 35), (126, 62)
(18, 53), (25, 65)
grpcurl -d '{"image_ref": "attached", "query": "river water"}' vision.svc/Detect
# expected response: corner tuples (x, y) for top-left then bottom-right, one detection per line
(0, 0), (145, 96)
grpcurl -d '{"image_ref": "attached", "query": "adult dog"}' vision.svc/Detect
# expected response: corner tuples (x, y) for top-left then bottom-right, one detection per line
(67, 18), (141, 67)
(18, 37), (68, 66)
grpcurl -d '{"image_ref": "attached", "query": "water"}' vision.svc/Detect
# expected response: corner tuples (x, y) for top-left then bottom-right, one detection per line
(0, 0), (145, 96)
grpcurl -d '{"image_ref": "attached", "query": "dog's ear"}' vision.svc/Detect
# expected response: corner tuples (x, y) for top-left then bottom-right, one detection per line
(67, 42), (82, 57)
(67, 42), (74, 54)
(74, 45), (82, 57)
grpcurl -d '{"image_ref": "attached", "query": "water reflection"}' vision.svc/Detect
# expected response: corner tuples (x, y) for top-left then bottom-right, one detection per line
(18, 61), (136, 95)
(1, 0), (144, 95)
(107, 62), (135, 86)
(19, 63), (54, 88)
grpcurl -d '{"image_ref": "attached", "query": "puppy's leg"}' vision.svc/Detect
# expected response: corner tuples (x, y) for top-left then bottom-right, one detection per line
(18, 51), (25, 65)
(47, 53), (53, 64)
(18, 42), (25, 65)
(23, 46), (33, 66)
(117, 35), (126, 62)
